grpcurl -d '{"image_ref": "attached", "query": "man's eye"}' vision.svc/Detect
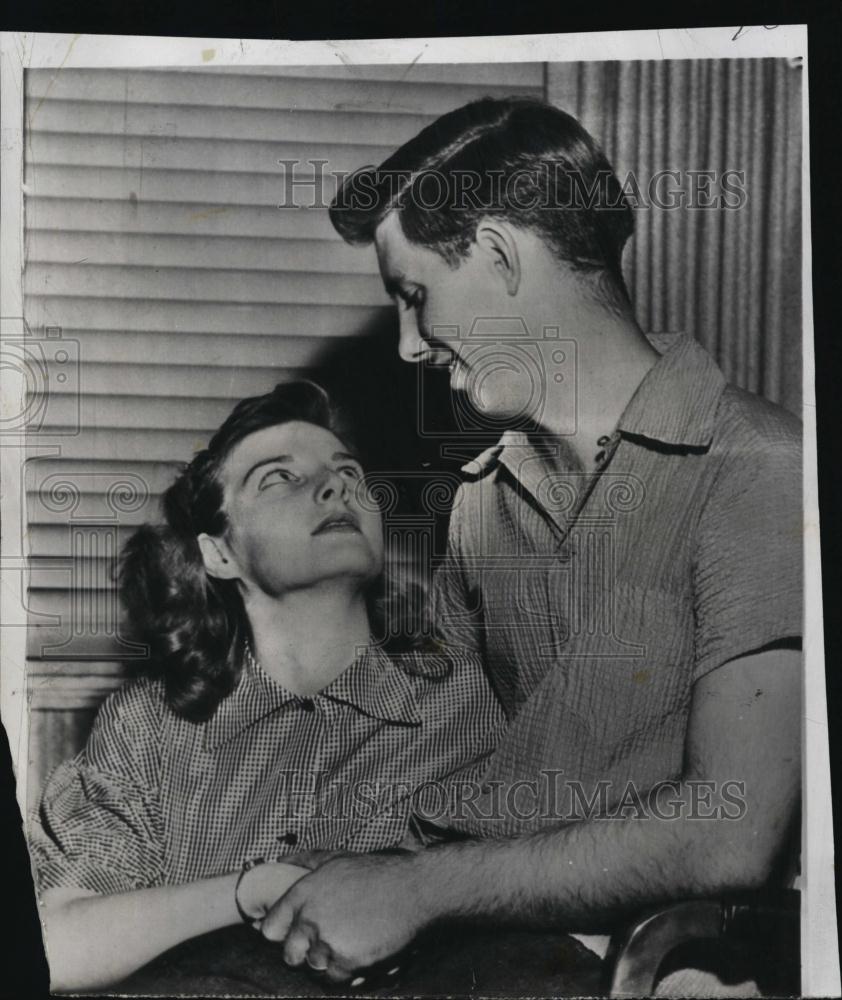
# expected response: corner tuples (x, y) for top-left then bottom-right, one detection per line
(259, 468), (299, 490)
(339, 465), (362, 480)
(400, 288), (423, 310)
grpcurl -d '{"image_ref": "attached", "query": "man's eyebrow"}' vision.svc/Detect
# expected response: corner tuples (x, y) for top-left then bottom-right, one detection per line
(332, 451), (362, 464)
(242, 454), (293, 487)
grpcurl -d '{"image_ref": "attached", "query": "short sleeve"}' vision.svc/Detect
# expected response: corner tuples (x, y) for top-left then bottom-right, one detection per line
(29, 678), (166, 895)
(431, 485), (485, 658)
(692, 416), (802, 681)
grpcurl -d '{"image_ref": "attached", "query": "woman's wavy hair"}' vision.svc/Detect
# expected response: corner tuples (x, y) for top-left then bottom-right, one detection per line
(119, 380), (432, 722)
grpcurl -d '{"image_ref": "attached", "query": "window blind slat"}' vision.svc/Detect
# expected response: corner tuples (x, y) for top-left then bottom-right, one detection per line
(42, 394), (245, 432)
(27, 232), (375, 274)
(25, 263), (389, 307)
(24, 296), (387, 336)
(29, 493), (160, 526)
(32, 330), (342, 367)
(25, 132), (397, 175)
(26, 462), (179, 495)
(43, 360), (306, 398)
(27, 68), (539, 115)
(198, 64), (545, 87)
(29, 100), (437, 147)
(27, 197), (349, 239)
(27, 164), (364, 210)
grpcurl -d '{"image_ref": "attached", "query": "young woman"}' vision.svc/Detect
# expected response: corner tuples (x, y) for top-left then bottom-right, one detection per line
(30, 381), (504, 991)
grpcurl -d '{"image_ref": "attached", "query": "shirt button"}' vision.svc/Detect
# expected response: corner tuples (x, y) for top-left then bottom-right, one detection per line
(280, 832), (299, 846)
(299, 698), (315, 711)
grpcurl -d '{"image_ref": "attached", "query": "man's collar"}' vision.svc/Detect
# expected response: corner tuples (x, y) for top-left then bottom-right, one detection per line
(202, 644), (423, 751)
(460, 333), (726, 482)
(615, 333), (726, 447)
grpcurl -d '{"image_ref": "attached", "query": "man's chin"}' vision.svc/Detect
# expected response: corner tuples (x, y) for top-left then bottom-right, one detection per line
(462, 388), (534, 426)
(452, 368), (538, 425)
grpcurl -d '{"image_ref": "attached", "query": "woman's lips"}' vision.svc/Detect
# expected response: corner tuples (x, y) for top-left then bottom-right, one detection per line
(312, 513), (361, 535)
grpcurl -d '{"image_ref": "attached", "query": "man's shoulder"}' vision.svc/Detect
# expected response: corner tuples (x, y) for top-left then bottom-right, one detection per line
(714, 384), (802, 455)
(698, 385), (803, 520)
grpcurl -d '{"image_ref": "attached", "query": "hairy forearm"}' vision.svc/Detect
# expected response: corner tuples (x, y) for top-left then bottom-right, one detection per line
(412, 780), (782, 930)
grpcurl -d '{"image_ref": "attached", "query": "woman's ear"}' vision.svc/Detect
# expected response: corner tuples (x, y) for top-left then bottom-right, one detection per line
(475, 219), (521, 296)
(197, 533), (240, 581)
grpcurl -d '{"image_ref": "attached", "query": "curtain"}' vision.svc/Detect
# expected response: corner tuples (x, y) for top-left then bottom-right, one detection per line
(547, 59), (803, 415)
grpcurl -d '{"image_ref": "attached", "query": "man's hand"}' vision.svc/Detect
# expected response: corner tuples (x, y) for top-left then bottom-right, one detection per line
(282, 849), (349, 871)
(260, 851), (432, 981)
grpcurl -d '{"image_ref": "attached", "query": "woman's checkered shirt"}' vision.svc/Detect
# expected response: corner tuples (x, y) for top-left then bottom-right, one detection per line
(30, 645), (505, 895)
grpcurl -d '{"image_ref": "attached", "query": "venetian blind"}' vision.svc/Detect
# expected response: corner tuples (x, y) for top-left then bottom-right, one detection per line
(22, 63), (545, 796)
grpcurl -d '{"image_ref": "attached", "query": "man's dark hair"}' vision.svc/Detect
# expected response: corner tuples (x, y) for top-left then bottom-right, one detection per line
(329, 97), (634, 304)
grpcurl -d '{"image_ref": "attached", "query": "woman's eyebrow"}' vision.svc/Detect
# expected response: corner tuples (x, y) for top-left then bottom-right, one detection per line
(242, 454), (293, 486)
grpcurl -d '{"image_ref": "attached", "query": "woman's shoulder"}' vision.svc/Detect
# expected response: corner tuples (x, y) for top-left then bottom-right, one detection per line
(38, 676), (169, 805)
(88, 673), (169, 749)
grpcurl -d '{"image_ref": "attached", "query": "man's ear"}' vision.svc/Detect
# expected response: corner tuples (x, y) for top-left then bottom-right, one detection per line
(197, 533), (240, 581)
(474, 219), (521, 296)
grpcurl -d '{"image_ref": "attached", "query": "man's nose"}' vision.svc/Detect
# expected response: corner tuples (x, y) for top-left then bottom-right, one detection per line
(397, 309), (426, 363)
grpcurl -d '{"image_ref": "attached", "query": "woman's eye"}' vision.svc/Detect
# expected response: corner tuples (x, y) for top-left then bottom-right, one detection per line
(259, 468), (299, 490)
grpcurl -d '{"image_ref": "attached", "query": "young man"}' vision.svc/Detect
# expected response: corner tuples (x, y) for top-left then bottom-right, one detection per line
(260, 98), (802, 987)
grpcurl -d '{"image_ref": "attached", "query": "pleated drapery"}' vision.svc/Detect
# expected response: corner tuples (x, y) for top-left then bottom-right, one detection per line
(547, 59), (803, 415)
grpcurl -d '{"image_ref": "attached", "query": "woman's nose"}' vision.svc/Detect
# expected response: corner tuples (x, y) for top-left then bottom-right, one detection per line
(315, 468), (348, 503)
(397, 309), (426, 363)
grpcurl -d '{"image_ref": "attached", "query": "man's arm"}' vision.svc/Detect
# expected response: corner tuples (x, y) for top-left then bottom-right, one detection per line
(261, 644), (800, 979)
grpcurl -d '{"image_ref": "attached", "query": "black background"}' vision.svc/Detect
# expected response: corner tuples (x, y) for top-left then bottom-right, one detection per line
(1, 2), (840, 997)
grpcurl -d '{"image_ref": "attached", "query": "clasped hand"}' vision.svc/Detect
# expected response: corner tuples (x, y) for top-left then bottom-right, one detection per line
(254, 850), (430, 983)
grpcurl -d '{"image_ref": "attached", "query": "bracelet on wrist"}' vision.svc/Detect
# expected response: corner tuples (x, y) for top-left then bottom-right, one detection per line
(234, 857), (266, 924)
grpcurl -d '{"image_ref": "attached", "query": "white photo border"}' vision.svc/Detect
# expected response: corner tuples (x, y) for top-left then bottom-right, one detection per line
(0, 24), (834, 996)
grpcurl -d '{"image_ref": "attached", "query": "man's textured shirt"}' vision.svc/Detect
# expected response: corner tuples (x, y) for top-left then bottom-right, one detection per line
(434, 334), (802, 836)
(30, 646), (504, 893)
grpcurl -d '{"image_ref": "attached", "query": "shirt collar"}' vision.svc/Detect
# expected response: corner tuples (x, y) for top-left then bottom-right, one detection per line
(202, 652), (297, 751)
(616, 333), (726, 447)
(460, 333), (726, 482)
(321, 644), (426, 727)
(202, 644), (424, 750)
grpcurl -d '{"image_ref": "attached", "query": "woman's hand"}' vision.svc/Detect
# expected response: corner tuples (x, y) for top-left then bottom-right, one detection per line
(259, 851), (435, 981)
(238, 861), (310, 922)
